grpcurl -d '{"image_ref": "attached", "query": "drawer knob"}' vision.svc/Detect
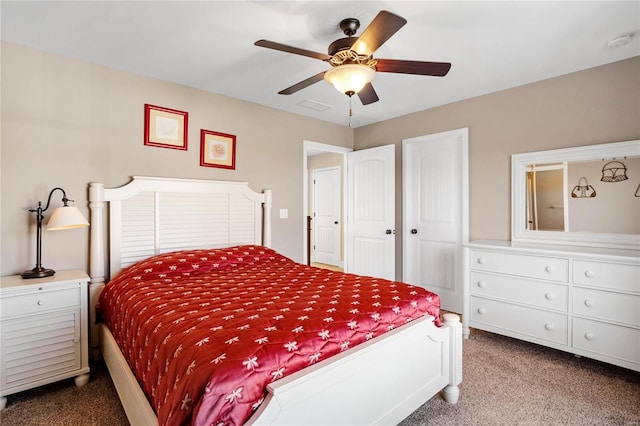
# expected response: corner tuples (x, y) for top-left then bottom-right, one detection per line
(545, 265), (556, 273)
(584, 299), (595, 308)
(37, 300), (44, 306)
(584, 270), (596, 279)
(477, 257), (487, 265)
(477, 307), (486, 315)
(544, 322), (555, 331)
(477, 281), (487, 288)
(544, 292), (556, 300)
(584, 332), (596, 341)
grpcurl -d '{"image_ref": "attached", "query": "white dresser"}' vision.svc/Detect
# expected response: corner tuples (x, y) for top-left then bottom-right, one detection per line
(464, 241), (640, 372)
(0, 270), (90, 409)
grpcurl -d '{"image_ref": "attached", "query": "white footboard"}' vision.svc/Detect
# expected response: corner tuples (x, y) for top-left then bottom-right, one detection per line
(248, 314), (462, 425)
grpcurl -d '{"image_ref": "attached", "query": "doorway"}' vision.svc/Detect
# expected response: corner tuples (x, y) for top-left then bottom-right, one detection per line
(303, 141), (351, 269)
(526, 164), (568, 231)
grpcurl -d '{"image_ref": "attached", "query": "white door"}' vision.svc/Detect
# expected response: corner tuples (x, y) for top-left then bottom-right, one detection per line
(403, 129), (468, 313)
(312, 167), (341, 266)
(346, 144), (395, 280)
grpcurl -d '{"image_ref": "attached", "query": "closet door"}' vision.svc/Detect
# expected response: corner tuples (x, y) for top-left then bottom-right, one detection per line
(346, 145), (395, 280)
(403, 129), (468, 313)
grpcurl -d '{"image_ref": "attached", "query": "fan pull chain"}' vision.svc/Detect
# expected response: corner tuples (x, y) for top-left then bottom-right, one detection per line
(347, 90), (355, 128)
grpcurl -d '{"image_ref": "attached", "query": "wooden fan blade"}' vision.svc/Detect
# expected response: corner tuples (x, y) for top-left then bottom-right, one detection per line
(351, 11), (407, 56)
(375, 59), (451, 76)
(358, 83), (379, 105)
(255, 39), (330, 61)
(278, 71), (326, 95)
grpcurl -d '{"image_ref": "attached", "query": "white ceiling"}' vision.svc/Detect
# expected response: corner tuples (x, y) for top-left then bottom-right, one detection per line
(1, 1), (638, 128)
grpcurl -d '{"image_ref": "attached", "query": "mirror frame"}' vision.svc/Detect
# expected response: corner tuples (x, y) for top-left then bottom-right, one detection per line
(512, 139), (640, 250)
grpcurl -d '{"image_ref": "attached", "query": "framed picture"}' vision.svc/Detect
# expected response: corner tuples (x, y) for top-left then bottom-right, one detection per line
(144, 104), (188, 150)
(200, 130), (236, 169)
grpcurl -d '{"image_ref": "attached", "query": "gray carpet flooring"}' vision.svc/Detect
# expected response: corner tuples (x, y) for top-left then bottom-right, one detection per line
(1, 329), (638, 425)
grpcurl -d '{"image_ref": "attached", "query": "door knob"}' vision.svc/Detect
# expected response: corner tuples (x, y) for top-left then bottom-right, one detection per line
(386, 229), (392, 235)
(334, 221), (339, 224)
(410, 229), (418, 234)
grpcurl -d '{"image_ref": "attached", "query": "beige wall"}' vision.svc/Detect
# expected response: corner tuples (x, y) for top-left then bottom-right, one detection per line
(354, 57), (640, 277)
(0, 42), (354, 275)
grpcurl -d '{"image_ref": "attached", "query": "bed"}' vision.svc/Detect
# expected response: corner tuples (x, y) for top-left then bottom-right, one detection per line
(88, 176), (462, 425)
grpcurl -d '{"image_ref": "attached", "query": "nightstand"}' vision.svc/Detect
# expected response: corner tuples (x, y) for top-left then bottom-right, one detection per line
(0, 270), (90, 410)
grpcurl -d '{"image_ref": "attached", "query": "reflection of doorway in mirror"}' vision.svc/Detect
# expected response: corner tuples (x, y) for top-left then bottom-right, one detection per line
(526, 164), (567, 231)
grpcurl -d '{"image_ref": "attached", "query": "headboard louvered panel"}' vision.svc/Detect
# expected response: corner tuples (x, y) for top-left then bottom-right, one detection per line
(159, 192), (231, 254)
(229, 193), (263, 246)
(118, 192), (156, 269)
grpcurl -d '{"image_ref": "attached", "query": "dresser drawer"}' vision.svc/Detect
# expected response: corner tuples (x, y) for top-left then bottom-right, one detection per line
(470, 272), (567, 311)
(572, 287), (640, 327)
(573, 317), (639, 369)
(572, 261), (640, 293)
(471, 296), (568, 345)
(470, 250), (568, 282)
(0, 287), (80, 318)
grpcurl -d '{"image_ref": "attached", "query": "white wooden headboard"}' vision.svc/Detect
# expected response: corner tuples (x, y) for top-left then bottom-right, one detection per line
(87, 176), (272, 353)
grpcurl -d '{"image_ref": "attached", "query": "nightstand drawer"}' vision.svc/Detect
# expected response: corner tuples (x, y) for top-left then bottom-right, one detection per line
(0, 287), (80, 318)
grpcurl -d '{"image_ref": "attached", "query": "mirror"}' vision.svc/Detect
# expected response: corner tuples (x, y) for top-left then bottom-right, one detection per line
(512, 140), (640, 249)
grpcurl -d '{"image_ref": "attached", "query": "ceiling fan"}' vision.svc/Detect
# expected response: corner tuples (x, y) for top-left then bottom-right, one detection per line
(254, 10), (451, 106)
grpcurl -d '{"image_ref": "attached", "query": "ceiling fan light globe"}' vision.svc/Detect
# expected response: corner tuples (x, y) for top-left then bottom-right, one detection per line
(324, 64), (375, 95)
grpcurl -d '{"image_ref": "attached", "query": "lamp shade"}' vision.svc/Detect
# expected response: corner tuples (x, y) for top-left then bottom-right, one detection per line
(46, 206), (89, 230)
(324, 64), (375, 95)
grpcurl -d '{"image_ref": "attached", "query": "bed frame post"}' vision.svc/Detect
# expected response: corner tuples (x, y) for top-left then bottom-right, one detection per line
(442, 313), (463, 403)
(263, 189), (272, 248)
(88, 182), (106, 360)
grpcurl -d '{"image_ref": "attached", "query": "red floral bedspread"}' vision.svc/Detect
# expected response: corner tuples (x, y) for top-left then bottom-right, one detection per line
(97, 245), (441, 426)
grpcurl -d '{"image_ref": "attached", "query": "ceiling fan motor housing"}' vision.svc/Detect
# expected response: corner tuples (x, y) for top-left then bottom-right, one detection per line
(328, 37), (358, 56)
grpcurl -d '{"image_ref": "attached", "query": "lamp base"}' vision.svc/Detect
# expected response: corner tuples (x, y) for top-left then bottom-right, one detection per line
(21, 267), (55, 279)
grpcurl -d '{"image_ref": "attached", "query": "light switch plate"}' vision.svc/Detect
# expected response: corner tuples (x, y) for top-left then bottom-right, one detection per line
(279, 209), (288, 219)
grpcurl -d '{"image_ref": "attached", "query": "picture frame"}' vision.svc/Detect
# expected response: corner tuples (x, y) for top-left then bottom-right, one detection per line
(200, 129), (236, 169)
(144, 104), (188, 150)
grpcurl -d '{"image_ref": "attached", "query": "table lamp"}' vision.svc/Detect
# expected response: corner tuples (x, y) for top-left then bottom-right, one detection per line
(21, 187), (89, 279)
